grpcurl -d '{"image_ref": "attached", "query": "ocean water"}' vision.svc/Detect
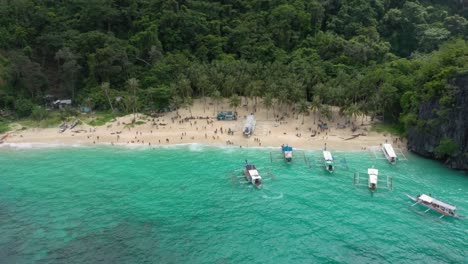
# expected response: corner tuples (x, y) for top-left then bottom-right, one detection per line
(0, 145), (466, 263)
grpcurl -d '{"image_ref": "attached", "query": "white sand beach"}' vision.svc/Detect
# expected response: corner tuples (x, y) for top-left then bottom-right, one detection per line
(1, 99), (405, 151)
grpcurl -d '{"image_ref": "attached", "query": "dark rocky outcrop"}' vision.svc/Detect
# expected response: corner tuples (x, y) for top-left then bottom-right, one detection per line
(408, 73), (468, 170)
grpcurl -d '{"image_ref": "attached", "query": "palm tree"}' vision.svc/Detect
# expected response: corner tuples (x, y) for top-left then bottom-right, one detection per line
(263, 94), (273, 120)
(358, 101), (369, 125)
(229, 94), (241, 113)
(249, 80), (263, 112)
(344, 102), (360, 122)
(127, 78), (139, 122)
(197, 74), (212, 113)
(320, 104), (332, 121)
(101, 82), (115, 114)
(172, 95), (184, 116)
(277, 89), (289, 114)
(211, 90), (222, 115)
(310, 95), (322, 124)
(297, 100), (309, 125)
(184, 97), (194, 117)
(177, 74), (192, 98)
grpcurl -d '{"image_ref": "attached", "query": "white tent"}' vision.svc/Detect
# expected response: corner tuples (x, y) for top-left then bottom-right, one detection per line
(243, 115), (255, 136)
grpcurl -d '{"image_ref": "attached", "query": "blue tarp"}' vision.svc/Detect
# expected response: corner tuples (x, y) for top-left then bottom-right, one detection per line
(282, 146), (293, 151)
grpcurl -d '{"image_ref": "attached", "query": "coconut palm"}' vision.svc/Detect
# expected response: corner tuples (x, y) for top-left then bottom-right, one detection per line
(320, 104), (332, 121)
(171, 95), (184, 116)
(184, 97), (194, 117)
(249, 80), (263, 112)
(101, 82), (115, 114)
(263, 94), (273, 120)
(277, 89), (289, 114)
(297, 100), (309, 125)
(127, 78), (139, 121)
(211, 90), (222, 114)
(358, 101), (369, 125)
(177, 74), (192, 98)
(344, 102), (360, 122)
(229, 94), (241, 113)
(310, 95), (322, 124)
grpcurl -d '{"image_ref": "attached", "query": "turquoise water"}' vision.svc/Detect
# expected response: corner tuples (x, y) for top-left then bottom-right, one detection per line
(0, 145), (467, 263)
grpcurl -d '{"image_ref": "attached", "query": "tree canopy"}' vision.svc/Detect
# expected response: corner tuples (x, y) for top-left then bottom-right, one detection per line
(0, 0), (466, 131)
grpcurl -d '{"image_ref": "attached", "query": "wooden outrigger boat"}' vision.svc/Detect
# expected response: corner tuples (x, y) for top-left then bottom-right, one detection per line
(354, 166), (392, 192)
(323, 150), (335, 172)
(382, 143), (397, 164)
(367, 167), (379, 191)
(308, 148), (348, 172)
(281, 145), (293, 162)
(244, 160), (262, 188)
(406, 193), (464, 219)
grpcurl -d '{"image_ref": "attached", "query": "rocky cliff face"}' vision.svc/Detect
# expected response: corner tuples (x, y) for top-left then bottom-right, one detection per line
(407, 73), (468, 170)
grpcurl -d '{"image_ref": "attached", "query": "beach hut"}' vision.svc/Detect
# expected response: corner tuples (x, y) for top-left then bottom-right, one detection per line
(53, 99), (72, 109)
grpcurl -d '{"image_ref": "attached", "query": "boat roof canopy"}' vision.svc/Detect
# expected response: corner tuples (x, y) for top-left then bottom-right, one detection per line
(419, 194), (433, 203)
(249, 170), (261, 179)
(323, 151), (333, 161)
(420, 194), (457, 210)
(383, 143), (397, 158)
(368, 168), (379, 175)
(369, 174), (378, 184)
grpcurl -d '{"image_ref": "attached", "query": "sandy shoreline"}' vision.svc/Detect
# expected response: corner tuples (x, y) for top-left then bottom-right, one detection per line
(1, 99), (406, 151)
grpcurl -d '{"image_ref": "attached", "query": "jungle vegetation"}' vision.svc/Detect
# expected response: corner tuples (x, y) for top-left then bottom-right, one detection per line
(0, 0), (467, 132)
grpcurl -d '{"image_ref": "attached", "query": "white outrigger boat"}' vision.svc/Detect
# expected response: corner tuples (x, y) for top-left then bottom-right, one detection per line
(310, 148), (348, 172)
(282, 145), (293, 162)
(244, 160), (262, 188)
(406, 193), (464, 219)
(323, 150), (335, 172)
(354, 166), (392, 192)
(382, 143), (397, 164)
(367, 167), (379, 192)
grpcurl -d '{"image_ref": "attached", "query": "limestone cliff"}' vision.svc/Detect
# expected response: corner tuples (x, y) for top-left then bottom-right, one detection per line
(407, 73), (468, 170)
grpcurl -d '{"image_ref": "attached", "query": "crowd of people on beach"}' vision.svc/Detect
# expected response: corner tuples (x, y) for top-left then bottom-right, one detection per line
(2, 101), (397, 151)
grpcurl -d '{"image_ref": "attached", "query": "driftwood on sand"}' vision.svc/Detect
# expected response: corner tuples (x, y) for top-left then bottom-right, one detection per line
(341, 133), (363, 140)
(0, 133), (10, 143)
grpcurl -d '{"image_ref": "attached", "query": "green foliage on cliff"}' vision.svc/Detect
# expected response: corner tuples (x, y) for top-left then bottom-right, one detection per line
(398, 39), (468, 132)
(434, 138), (459, 158)
(0, 0), (466, 131)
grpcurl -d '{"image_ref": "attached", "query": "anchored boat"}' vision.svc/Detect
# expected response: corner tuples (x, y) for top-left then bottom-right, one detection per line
(382, 143), (397, 164)
(367, 167), (379, 192)
(282, 145), (293, 162)
(323, 150), (335, 172)
(244, 160), (262, 188)
(406, 193), (464, 219)
(353, 166), (392, 192)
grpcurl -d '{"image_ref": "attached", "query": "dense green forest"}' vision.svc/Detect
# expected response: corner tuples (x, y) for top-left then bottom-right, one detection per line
(0, 0), (467, 132)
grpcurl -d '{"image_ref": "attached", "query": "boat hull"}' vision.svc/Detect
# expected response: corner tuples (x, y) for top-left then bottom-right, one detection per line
(324, 163), (334, 173)
(244, 169), (262, 188)
(282, 147), (293, 162)
(405, 194), (464, 219)
(382, 146), (396, 165)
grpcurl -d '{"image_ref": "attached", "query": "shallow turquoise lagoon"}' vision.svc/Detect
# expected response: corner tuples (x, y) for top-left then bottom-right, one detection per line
(0, 145), (466, 263)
